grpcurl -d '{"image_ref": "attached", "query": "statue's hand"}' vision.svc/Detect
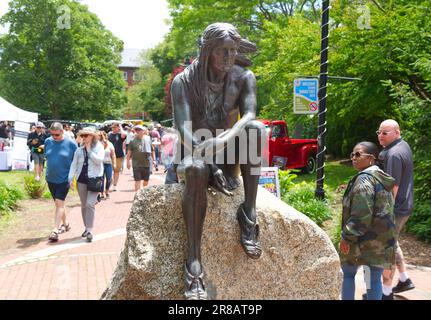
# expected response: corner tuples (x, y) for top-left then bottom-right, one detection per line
(212, 169), (233, 196)
(194, 138), (216, 159)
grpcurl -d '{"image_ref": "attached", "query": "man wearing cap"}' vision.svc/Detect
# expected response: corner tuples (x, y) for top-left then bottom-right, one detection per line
(108, 122), (127, 191)
(44, 122), (78, 242)
(126, 125), (155, 191)
(27, 122), (48, 181)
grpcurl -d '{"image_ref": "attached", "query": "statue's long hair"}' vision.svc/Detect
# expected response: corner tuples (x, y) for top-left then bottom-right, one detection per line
(178, 23), (257, 124)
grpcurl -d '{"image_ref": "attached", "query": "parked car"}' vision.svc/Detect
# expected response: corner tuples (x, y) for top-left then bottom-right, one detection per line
(258, 119), (318, 173)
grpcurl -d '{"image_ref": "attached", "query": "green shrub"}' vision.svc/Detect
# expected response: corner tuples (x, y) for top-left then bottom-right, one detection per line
(406, 202), (431, 243)
(43, 189), (52, 199)
(278, 169), (299, 196)
(24, 176), (46, 199)
(0, 180), (24, 216)
(328, 211), (342, 250)
(282, 182), (332, 227)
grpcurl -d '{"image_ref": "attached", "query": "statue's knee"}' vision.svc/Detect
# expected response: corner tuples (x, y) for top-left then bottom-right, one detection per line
(184, 160), (208, 178)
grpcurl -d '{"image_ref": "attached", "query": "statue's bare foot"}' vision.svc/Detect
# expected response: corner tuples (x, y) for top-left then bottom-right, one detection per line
(184, 264), (208, 300)
(237, 203), (262, 259)
(225, 175), (241, 191)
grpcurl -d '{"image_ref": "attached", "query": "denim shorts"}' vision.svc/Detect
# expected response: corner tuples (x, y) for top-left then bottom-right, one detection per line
(47, 181), (70, 201)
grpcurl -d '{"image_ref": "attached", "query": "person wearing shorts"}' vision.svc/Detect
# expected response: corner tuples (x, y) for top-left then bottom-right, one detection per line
(44, 122), (78, 242)
(27, 122), (47, 181)
(126, 125), (154, 191)
(108, 122), (126, 191)
(378, 119), (415, 299)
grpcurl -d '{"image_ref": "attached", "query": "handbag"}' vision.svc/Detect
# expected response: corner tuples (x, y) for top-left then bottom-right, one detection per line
(87, 176), (103, 192)
(83, 148), (103, 192)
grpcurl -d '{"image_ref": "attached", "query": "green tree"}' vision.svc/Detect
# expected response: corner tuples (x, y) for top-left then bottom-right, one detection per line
(0, 0), (126, 120)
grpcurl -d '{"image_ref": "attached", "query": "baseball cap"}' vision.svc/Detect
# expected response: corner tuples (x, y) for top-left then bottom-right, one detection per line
(134, 125), (145, 131)
(36, 122), (45, 128)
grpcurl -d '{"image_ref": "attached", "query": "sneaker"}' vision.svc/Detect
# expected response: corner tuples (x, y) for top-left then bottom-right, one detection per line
(105, 193), (110, 199)
(113, 185), (117, 191)
(81, 230), (89, 238)
(48, 231), (59, 242)
(382, 293), (394, 300)
(35, 176), (40, 181)
(86, 232), (93, 242)
(393, 278), (415, 293)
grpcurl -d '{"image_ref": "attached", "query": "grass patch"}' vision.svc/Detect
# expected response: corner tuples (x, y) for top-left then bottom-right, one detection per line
(281, 160), (356, 247)
(0, 170), (34, 200)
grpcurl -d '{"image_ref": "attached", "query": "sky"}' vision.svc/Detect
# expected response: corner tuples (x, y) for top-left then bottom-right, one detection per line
(0, 0), (171, 50)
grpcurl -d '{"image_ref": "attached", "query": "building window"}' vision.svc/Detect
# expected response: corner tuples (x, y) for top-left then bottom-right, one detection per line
(123, 71), (128, 81)
(133, 72), (140, 82)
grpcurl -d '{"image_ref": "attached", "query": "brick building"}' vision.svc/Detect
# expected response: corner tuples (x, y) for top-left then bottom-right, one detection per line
(119, 48), (142, 88)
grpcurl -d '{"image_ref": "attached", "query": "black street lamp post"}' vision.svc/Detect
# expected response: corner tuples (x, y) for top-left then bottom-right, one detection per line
(315, 0), (330, 200)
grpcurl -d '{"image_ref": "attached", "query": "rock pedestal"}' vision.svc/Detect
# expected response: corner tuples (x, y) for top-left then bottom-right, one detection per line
(102, 183), (341, 300)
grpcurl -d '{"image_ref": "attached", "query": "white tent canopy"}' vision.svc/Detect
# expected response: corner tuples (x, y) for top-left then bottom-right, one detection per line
(0, 96), (38, 123)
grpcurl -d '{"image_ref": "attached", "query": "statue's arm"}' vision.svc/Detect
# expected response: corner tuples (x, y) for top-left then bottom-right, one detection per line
(217, 70), (257, 144)
(171, 76), (200, 153)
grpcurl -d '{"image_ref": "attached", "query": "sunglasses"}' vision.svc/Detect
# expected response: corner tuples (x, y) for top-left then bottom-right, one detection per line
(51, 133), (62, 137)
(376, 130), (393, 136)
(350, 152), (374, 159)
(81, 134), (89, 138)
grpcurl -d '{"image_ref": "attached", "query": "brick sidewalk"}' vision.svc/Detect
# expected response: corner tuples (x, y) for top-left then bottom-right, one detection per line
(0, 166), (430, 300)
(0, 166), (165, 300)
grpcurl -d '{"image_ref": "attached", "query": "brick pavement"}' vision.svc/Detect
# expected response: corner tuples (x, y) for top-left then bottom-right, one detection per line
(0, 166), (430, 300)
(0, 166), (165, 300)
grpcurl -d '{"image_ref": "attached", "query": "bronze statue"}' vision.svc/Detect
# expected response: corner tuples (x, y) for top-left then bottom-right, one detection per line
(169, 23), (265, 300)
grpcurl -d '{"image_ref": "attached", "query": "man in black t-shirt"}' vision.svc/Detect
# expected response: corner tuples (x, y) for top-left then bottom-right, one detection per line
(378, 119), (415, 300)
(27, 122), (48, 181)
(108, 122), (126, 191)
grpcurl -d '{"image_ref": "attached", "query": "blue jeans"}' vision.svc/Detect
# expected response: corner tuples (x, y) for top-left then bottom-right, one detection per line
(341, 264), (384, 300)
(102, 163), (113, 192)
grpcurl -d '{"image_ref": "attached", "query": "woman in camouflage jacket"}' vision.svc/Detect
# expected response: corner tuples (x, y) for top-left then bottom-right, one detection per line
(340, 141), (396, 300)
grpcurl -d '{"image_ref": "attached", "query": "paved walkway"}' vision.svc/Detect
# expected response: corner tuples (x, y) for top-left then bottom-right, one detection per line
(0, 166), (165, 300)
(0, 166), (430, 300)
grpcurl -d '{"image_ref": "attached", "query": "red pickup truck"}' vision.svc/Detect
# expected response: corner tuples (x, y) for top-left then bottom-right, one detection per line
(258, 119), (318, 173)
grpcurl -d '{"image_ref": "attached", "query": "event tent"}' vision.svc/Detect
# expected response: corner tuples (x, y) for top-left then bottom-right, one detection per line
(0, 96), (38, 123)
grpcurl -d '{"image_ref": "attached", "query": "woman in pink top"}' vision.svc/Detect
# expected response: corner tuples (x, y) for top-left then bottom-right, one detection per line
(161, 128), (177, 168)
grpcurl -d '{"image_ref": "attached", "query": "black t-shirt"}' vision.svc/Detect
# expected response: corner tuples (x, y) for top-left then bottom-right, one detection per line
(78, 149), (89, 184)
(27, 131), (47, 152)
(108, 132), (126, 158)
(379, 138), (414, 216)
(0, 124), (9, 138)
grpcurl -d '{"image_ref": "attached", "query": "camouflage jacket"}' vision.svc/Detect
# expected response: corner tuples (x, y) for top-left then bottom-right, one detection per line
(340, 166), (396, 269)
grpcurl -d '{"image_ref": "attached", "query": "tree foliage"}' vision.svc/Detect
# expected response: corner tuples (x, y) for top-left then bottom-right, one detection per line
(0, 0), (126, 120)
(155, 0), (430, 239)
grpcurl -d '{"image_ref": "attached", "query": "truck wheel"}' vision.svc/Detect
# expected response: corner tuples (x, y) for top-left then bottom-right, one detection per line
(304, 156), (316, 174)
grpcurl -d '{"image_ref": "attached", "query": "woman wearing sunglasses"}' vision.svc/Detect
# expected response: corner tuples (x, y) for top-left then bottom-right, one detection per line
(68, 127), (104, 242)
(340, 141), (396, 300)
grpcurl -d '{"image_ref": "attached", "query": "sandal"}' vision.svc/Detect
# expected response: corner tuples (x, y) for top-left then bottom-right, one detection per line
(237, 203), (262, 259)
(184, 264), (207, 300)
(58, 222), (71, 234)
(48, 231), (59, 242)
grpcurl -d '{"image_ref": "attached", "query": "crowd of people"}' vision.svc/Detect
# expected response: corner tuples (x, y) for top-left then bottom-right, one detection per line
(26, 120), (177, 244)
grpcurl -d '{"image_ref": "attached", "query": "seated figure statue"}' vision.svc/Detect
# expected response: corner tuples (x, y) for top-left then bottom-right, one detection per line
(168, 22), (266, 300)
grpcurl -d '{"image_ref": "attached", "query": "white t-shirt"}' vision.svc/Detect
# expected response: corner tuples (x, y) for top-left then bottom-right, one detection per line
(126, 131), (135, 144)
(64, 131), (75, 139)
(103, 141), (115, 163)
